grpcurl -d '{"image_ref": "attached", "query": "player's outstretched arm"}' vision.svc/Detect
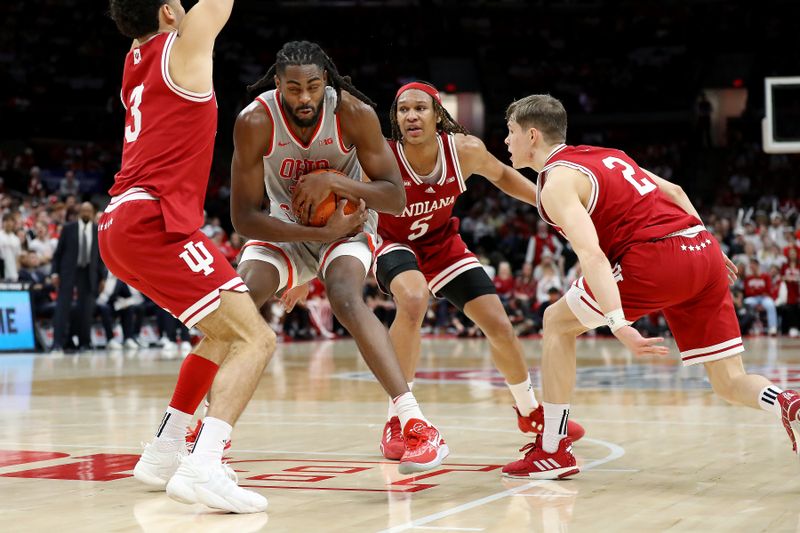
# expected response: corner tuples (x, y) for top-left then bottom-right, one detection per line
(334, 94), (406, 214)
(542, 166), (668, 357)
(456, 134), (537, 206)
(230, 103), (362, 243)
(168, 0), (234, 94)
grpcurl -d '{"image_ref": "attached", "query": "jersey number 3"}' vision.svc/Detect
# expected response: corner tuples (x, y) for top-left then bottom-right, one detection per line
(125, 84), (145, 143)
(602, 156), (656, 196)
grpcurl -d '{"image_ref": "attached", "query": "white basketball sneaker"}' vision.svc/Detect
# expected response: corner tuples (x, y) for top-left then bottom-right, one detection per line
(133, 438), (188, 489)
(166, 454), (268, 513)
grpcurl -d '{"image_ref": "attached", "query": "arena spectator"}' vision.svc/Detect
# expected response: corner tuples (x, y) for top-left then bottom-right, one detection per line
(51, 202), (105, 352)
(743, 260), (778, 336)
(0, 213), (22, 280)
(778, 248), (800, 337)
(58, 170), (81, 198)
(493, 261), (515, 303)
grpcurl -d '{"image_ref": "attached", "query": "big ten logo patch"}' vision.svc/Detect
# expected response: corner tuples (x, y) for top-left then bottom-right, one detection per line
(179, 241), (215, 276)
(279, 159), (330, 181)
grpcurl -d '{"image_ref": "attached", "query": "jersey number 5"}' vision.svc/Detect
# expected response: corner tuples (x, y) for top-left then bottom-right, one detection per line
(408, 214), (434, 241)
(125, 84), (145, 143)
(602, 156), (656, 196)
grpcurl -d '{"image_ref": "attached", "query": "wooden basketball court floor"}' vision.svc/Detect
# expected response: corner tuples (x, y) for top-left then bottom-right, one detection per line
(1, 335), (799, 532)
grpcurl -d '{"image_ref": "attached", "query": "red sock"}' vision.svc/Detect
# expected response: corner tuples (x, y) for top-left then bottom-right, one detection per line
(168, 354), (219, 414)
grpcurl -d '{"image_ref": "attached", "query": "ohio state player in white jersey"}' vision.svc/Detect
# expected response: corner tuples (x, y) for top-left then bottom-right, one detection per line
(502, 94), (800, 480)
(230, 42), (447, 474)
(373, 82), (584, 462)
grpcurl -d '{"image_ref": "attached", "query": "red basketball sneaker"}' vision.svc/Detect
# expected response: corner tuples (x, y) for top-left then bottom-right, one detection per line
(778, 390), (800, 455)
(380, 416), (405, 460)
(185, 420), (232, 452)
(514, 405), (585, 442)
(398, 419), (449, 474)
(502, 435), (579, 480)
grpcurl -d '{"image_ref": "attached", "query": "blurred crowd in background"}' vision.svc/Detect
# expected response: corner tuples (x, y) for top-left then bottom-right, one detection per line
(1, 0), (799, 349)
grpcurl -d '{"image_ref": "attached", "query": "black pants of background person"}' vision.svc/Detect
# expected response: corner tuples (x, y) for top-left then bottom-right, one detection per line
(157, 308), (191, 343)
(98, 304), (136, 344)
(285, 306), (313, 340)
(52, 266), (95, 350)
(779, 303), (800, 334)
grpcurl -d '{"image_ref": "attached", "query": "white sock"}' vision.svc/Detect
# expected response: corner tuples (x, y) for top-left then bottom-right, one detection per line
(393, 391), (427, 429)
(387, 382), (414, 420)
(155, 406), (192, 441)
(506, 375), (538, 416)
(542, 402), (570, 453)
(758, 385), (783, 417)
(191, 417), (232, 463)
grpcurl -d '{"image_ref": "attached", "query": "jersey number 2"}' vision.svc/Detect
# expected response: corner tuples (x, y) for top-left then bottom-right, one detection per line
(125, 84), (144, 143)
(408, 214), (434, 241)
(602, 156), (656, 196)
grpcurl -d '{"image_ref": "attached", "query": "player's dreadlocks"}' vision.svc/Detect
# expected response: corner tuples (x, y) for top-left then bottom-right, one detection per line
(389, 81), (469, 142)
(246, 41), (375, 112)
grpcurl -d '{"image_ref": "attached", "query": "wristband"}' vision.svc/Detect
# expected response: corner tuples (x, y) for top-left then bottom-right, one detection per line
(605, 308), (631, 333)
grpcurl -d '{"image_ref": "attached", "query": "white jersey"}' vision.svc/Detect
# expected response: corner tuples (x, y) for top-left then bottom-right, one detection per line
(255, 86), (369, 224)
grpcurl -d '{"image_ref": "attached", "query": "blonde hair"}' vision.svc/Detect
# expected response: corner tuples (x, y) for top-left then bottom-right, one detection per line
(506, 94), (567, 144)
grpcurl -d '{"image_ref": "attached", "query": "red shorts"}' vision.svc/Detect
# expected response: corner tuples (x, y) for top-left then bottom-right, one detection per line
(566, 230), (743, 366)
(98, 189), (247, 327)
(376, 232), (483, 295)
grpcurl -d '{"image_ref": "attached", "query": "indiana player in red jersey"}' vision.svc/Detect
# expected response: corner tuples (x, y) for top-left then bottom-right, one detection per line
(501, 94), (800, 479)
(103, 0), (274, 512)
(373, 82), (584, 461)
(230, 43), (447, 474)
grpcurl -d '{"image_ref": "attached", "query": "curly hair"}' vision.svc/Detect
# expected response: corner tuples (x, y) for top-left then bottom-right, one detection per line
(108, 0), (167, 39)
(389, 81), (468, 142)
(247, 41), (375, 112)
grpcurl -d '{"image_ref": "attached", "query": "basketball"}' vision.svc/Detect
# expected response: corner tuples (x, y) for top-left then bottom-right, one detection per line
(296, 169), (359, 226)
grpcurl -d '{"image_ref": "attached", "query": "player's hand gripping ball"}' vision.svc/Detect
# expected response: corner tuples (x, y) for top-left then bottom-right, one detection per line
(293, 168), (358, 226)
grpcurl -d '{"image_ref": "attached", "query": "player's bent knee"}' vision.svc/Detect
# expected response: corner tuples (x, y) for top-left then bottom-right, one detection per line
(327, 290), (364, 324)
(393, 288), (428, 321)
(227, 305), (277, 367)
(543, 302), (585, 336)
(200, 291), (272, 345)
(484, 313), (515, 342)
(237, 261), (279, 309)
(249, 321), (277, 359)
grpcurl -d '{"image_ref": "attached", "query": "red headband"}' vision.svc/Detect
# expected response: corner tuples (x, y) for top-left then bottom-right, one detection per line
(395, 82), (442, 104)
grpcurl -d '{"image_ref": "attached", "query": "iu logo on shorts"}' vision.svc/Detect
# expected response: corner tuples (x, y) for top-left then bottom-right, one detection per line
(179, 241), (215, 276)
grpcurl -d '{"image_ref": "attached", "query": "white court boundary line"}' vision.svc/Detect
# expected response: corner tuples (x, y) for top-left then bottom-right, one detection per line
(376, 437), (625, 533)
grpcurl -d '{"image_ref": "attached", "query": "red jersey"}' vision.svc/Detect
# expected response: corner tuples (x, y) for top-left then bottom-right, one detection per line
(537, 145), (701, 263)
(493, 276), (515, 297)
(110, 32), (217, 235)
(379, 132), (467, 245)
(744, 273), (772, 298)
(781, 263), (800, 304)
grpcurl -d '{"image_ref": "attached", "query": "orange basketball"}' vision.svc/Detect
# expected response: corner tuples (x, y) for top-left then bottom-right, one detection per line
(296, 169), (358, 227)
